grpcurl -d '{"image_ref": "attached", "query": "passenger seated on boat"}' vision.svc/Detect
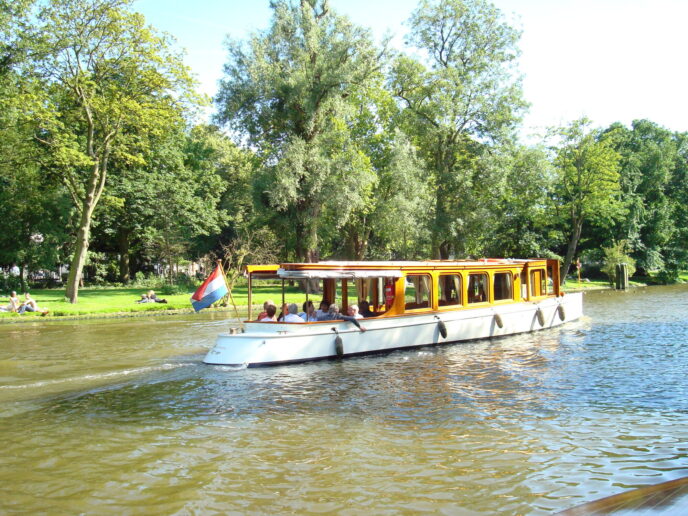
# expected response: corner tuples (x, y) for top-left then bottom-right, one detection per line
(315, 300), (330, 319)
(347, 304), (363, 319)
(317, 304), (366, 332)
(358, 300), (374, 317)
(257, 299), (276, 320)
(282, 303), (305, 323)
(259, 304), (277, 321)
(299, 300), (317, 321)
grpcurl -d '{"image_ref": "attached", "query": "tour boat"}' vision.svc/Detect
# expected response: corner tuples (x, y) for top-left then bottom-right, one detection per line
(203, 259), (583, 367)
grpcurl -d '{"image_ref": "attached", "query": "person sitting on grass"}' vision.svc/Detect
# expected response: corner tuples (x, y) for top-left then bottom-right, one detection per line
(0, 291), (20, 312)
(136, 294), (153, 303)
(18, 293), (49, 316)
(147, 290), (167, 304)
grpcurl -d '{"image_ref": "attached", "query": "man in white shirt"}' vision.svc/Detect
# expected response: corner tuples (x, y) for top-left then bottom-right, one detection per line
(283, 303), (305, 323)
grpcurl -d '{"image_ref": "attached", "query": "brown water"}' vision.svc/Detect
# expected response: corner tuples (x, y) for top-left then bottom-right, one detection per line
(1, 287), (687, 514)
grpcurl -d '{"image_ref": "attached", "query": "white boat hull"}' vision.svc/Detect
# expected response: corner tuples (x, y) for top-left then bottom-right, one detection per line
(203, 293), (583, 367)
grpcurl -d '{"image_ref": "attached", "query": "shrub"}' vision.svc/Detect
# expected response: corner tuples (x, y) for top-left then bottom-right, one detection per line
(601, 241), (636, 285)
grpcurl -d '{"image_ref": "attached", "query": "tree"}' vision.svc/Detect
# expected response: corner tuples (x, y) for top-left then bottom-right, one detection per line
(483, 145), (558, 258)
(25, 0), (197, 302)
(662, 131), (688, 280)
(390, 0), (526, 258)
(605, 120), (678, 273)
(334, 82), (430, 260)
(0, 0), (73, 289)
(215, 0), (385, 263)
(93, 125), (231, 283)
(552, 118), (622, 283)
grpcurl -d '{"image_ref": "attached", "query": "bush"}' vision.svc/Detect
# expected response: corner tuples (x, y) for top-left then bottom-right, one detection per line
(655, 264), (680, 285)
(0, 273), (23, 292)
(601, 241), (636, 285)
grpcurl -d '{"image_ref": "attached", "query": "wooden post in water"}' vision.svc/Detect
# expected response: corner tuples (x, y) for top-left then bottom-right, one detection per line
(615, 263), (629, 290)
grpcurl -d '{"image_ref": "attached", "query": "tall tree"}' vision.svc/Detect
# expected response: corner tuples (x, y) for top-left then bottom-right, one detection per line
(663, 131), (688, 279)
(215, 0), (384, 263)
(552, 118), (622, 283)
(390, 0), (526, 258)
(605, 120), (677, 273)
(93, 125), (232, 283)
(26, 0), (196, 302)
(483, 145), (558, 258)
(336, 83), (430, 260)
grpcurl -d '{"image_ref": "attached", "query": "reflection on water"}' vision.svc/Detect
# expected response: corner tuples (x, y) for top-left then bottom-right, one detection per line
(1, 286), (688, 514)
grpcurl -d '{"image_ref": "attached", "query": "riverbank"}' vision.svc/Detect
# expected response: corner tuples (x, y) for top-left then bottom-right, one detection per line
(0, 276), (667, 324)
(0, 283), (305, 323)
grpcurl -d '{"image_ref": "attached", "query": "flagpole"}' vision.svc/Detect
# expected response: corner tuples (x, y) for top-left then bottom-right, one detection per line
(217, 259), (242, 323)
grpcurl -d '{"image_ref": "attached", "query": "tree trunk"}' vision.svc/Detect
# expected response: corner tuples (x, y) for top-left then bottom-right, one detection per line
(560, 217), (584, 285)
(439, 241), (451, 260)
(19, 263), (26, 293)
(344, 226), (369, 261)
(65, 159), (106, 303)
(65, 214), (93, 303)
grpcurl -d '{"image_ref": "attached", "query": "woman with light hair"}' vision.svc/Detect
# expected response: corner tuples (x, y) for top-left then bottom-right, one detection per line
(0, 291), (20, 312)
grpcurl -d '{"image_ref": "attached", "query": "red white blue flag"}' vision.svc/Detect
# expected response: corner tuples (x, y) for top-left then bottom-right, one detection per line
(191, 264), (228, 312)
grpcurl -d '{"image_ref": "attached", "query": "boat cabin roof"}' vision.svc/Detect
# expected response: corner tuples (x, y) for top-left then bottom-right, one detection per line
(246, 259), (546, 279)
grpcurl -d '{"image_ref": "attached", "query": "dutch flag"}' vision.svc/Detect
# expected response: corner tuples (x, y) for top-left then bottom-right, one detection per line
(190, 264), (228, 312)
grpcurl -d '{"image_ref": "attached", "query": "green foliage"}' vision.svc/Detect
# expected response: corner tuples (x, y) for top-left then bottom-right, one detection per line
(604, 120), (678, 272)
(391, 0), (526, 258)
(3, 0), (688, 289)
(17, 0), (199, 302)
(600, 241), (636, 285)
(216, 0), (385, 261)
(551, 118), (623, 282)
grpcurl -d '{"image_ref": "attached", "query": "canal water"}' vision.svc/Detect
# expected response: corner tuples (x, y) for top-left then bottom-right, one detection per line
(1, 286), (687, 514)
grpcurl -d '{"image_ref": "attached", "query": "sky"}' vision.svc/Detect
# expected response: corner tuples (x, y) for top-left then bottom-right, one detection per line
(135, 0), (688, 139)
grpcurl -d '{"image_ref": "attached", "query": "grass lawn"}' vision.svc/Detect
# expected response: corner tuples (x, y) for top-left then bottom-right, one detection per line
(1, 272), (683, 322)
(0, 283), (318, 321)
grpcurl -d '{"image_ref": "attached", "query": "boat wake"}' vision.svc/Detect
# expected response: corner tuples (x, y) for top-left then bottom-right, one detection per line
(0, 362), (195, 391)
(210, 363), (249, 372)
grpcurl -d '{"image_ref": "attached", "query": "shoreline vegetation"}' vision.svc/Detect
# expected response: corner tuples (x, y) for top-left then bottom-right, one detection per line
(2, 275), (682, 324)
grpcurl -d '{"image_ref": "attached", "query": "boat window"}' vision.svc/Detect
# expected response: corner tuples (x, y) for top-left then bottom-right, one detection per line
(468, 273), (488, 303)
(530, 269), (546, 297)
(546, 263), (556, 294)
(352, 277), (387, 316)
(404, 274), (431, 310)
(493, 272), (513, 301)
(439, 274), (461, 306)
(520, 271), (528, 300)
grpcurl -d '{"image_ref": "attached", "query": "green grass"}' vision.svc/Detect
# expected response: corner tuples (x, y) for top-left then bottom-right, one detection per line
(0, 283), (321, 321)
(1, 271), (683, 322)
